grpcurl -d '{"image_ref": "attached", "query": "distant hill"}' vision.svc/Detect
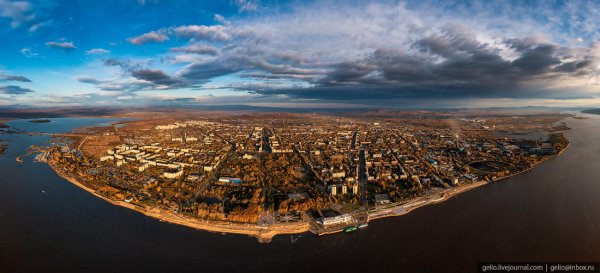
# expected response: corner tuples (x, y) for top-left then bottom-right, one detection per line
(0, 104), (588, 119)
(581, 109), (600, 115)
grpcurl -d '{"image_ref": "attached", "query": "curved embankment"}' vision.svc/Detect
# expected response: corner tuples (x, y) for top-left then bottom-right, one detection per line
(47, 141), (569, 242)
(368, 141), (570, 222)
(47, 160), (309, 243)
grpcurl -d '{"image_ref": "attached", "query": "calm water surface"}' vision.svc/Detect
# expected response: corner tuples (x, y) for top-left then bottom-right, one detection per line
(1, 115), (600, 273)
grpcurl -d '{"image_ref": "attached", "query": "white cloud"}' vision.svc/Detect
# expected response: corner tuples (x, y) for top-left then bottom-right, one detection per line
(137, 0), (157, 5)
(28, 20), (51, 32)
(233, 0), (260, 12)
(170, 44), (218, 55)
(172, 25), (232, 41)
(214, 14), (227, 24)
(0, 0), (34, 28)
(128, 30), (169, 45)
(85, 48), (111, 55)
(19, 48), (39, 58)
(114, 1), (600, 106)
(46, 40), (77, 50)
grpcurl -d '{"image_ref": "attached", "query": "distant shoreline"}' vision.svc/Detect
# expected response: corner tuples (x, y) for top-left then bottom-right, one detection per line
(581, 109), (600, 115)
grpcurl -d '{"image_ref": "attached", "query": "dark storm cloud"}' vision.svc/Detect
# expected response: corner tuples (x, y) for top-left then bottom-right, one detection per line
(554, 60), (592, 73)
(413, 26), (493, 59)
(103, 58), (143, 72)
(240, 27), (593, 101)
(79, 60), (196, 92)
(511, 44), (561, 73)
(0, 74), (31, 82)
(75, 76), (104, 85)
(131, 69), (188, 87)
(83, 59), (193, 91)
(318, 62), (377, 85)
(177, 55), (321, 85)
(178, 61), (240, 80)
(0, 85), (34, 94)
(119, 2), (600, 104)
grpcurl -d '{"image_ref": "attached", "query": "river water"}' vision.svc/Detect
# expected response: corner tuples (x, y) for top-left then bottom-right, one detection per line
(1, 115), (599, 273)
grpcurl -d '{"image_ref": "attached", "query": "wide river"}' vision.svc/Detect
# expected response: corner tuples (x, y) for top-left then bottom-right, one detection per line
(1, 115), (599, 273)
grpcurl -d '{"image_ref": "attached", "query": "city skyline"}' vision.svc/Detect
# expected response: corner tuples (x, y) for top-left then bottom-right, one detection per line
(2, 0), (600, 109)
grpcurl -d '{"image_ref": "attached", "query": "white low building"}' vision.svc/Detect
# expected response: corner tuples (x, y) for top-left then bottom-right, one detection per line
(163, 169), (183, 179)
(319, 214), (354, 226)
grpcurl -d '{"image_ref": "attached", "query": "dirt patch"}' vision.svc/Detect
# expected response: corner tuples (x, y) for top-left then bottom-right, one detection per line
(81, 135), (121, 158)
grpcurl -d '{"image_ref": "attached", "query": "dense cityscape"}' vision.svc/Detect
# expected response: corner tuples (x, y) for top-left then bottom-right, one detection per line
(44, 111), (570, 241)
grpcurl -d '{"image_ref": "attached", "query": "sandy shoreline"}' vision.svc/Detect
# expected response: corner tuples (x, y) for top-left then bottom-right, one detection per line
(46, 138), (570, 242)
(47, 160), (309, 242)
(367, 140), (570, 222)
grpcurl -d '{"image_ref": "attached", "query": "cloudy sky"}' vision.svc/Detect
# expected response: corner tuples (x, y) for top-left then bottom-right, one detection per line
(2, 0), (600, 109)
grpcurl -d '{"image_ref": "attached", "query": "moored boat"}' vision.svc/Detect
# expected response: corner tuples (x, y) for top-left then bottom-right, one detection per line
(344, 226), (358, 233)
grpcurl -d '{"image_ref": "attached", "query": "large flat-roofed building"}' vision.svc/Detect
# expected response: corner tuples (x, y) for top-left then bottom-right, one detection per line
(374, 193), (391, 204)
(218, 177), (242, 184)
(540, 143), (557, 155)
(318, 214), (354, 226)
(163, 169), (183, 179)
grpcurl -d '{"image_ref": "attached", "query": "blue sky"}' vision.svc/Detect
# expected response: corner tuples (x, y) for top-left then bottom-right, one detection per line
(2, 0), (600, 108)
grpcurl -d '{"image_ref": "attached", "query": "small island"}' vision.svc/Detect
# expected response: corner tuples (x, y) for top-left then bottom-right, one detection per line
(29, 119), (52, 123)
(41, 111), (571, 242)
(581, 109), (600, 115)
(0, 119), (9, 128)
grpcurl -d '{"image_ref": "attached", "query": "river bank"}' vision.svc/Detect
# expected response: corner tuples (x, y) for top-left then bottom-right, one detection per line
(47, 159), (309, 242)
(367, 140), (570, 222)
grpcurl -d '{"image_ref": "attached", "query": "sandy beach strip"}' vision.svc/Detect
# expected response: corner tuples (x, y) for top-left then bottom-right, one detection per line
(47, 160), (309, 242)
(367, 141), (570, 222)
